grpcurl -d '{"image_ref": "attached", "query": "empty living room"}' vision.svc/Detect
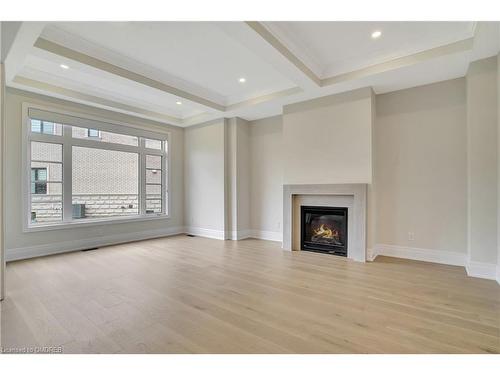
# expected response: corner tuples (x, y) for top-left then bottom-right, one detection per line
(1, 0), (500, 372)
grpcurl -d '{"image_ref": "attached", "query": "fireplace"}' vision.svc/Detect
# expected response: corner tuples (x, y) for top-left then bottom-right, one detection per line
(300, 205), (348, 256)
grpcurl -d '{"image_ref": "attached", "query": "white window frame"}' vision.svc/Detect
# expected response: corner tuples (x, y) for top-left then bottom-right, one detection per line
(22, 103), (171, 232)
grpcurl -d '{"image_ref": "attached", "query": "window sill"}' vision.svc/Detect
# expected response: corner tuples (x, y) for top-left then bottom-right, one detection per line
(24, 214), (170, 233)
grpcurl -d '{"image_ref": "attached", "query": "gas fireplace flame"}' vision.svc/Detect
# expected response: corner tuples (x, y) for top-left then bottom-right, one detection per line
(313, 224), (339, 240)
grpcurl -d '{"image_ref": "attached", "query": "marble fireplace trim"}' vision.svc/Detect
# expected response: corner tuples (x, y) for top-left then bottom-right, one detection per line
(283, 184), (367, 262)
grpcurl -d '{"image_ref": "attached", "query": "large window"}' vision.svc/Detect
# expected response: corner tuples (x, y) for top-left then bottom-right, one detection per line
(25, 106), (169, 228)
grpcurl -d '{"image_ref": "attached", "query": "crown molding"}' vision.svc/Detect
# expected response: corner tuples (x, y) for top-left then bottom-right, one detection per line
(226, 86), (302, 112)
(12, 76), (184, 126)
(2, 22), (46, 82)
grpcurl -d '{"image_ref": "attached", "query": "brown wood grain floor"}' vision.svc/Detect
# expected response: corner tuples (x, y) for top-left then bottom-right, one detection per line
(1, 235), (499, 353)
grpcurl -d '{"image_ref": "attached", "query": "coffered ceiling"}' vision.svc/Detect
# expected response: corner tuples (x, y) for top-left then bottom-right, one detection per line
(3, 21), (500, 127)
(262, 21), (476, 78)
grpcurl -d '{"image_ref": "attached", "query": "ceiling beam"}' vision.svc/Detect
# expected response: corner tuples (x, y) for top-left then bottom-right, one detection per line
(243, 21), (475, 90)
(215, 22), (320, 91)
(244, 22), (321, 87)
(28, 35), (308, 123)
(2, 22), (46, 83)
(321, 37), (474, 87)
(34, 37), (226, 112)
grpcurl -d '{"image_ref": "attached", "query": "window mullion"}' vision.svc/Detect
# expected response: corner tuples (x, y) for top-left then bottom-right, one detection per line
(139, 138), (146, 216)
(161, 150), (166, 215)
(62, 125), (73, 223)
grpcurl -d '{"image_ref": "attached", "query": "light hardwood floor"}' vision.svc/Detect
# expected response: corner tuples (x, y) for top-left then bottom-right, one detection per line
(1, 235), (499, 353)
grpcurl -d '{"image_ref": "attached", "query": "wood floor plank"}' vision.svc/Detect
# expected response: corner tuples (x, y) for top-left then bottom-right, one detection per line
(1, 235), (499, 353)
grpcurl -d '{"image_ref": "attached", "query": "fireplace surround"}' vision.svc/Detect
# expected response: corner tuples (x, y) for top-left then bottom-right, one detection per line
(282, 184), (367, 262)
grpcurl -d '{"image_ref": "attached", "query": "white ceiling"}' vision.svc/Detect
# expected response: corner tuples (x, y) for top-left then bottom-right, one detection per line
(4, 21), (500, 127)
(42, 22), (297, 105)
(263, 21), (476, 77)
(20, 52), (205, 119)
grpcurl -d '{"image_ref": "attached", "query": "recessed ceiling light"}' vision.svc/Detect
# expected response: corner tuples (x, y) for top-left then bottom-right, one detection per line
(371, 30), (382, 39)
(60, 64), (69, 69)
(238, 77), (246, 83)
(176, 101), (182, 105)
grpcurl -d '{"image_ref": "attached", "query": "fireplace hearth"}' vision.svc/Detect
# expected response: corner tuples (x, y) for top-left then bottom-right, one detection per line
(300, 205), (348, 256)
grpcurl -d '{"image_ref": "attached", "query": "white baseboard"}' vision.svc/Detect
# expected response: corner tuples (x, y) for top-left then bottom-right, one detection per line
(366, 248), (376, 261)
(187, 227), (282, 242)
(185, 226), (226, 240)
(249, 230), (283, 242)
(497, 265), (500, 285)
(6, 225), (263, 261)
(466, 260), (498, 281)
(372, 244), (466, 267)
(372, 244), (500, 282)
(6, 226), (185, 262)
(228, 230), (252, 240)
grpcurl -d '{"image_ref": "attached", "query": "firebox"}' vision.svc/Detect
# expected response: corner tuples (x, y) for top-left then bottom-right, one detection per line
(300, 205), (348, 256)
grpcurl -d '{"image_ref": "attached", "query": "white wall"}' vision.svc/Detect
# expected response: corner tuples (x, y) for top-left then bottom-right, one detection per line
(249, 115), (283, 239)
(233, 118), (251, 236)
(0, 22), (4, 308)
(225, 118), (236, 236)
(184, 119), (226, 238)
(224, 117), (252, 238)
(375, 78), (467, 254)
(250, 79), (469, 257)
(4, 88), (185, 259)
(466, 57), (498, 266)
(185, 117), (251, 240)
(282, 88), (374, 185)
(0, 62), (4, 300)
(498, 53), (500, 282)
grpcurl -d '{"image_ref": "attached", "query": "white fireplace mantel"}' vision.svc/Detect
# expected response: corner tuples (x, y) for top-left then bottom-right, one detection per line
(282, 184), (367, 262)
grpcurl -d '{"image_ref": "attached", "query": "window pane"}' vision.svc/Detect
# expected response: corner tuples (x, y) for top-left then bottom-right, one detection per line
(42, 121), (54, 134)
(51, 123), (63, 136)
(146, 199), (162, 214)
(145, 138), (162, 150)
(30, 119), (62, 135)
(30, 141), (63, 225)
(145, 154), (162, 214)
(72, 146), (139, 219)
(31, 119), (41, 133)
(72, 126), (138, 146)
(31, 142), (62, 162)
(31, 183), (62, 223)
